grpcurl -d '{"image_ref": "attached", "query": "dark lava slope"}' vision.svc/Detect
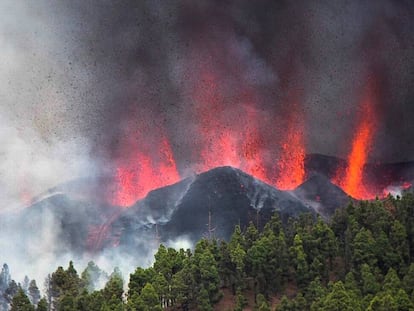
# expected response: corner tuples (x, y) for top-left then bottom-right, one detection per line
(293, 174), (351, 218)
(17, 155), (413, 255)
(114, 166), (313, 247)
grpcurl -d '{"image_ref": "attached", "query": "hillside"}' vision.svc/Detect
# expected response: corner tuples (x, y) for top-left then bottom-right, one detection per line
(2, 192), (414, 310)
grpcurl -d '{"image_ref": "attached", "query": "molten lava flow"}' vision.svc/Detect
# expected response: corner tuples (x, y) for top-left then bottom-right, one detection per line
(333, 82), (377, 199)
(110, 134), (180, 207)
(274, 100), (306, 190)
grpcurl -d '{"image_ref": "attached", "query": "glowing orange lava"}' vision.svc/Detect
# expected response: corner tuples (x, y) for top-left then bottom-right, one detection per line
(333, 81), (377, 199)
(240, 107), (270, 184)
(275, 129), (306, 190)
(110, 134), (180, 207)
(273, 92), (305, 190)
(188, 59), (305, 189)
(193, 70), (241, 170)
(110, 50), (308, 206)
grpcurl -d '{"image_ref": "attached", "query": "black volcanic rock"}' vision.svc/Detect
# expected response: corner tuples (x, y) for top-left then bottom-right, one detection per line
(293, 174), (351, 218)
(114, 166), (313, 246)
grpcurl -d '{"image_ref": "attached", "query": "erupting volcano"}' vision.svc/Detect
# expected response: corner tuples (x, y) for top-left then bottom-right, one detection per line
(3, 1), (414, 296)
(106, 73), (407, 206)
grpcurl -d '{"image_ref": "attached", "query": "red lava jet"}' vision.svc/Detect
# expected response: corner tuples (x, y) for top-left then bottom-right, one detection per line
(332, 79), (378, 199)
(190, 66), (268, 181)
(109, 129), (180, 207)
(274, 95), (305, 190)
(192, 69), (242, 171)
(240, 106), (269, 184)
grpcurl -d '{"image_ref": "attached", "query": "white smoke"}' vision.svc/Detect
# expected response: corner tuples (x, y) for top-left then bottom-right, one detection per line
(0, 0), (99, 287)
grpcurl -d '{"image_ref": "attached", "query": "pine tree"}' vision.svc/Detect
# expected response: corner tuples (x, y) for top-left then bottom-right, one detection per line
(22, 276), (30, 294)
(352, 228), (377, 268)
(0, 264), (11, 292)
(360, 264), (380, 296)
(317, 281), (362, 311)
(10, 287), (34, 311)
(245, 222), (259, 250)
(310, 217), (338, 275)
(367, 292), (398, 311)
(36, 297), (48, 311)
(234, 287), (247, 311)
(5, 280), (19, 306)
(128, 267), (155, 297)
(306, 277), (327, 307)
(140, 283), (162, 311)
(197, 244), (221, 303)
(28, 280), (40, 306)
(344, 272), (361, 298)
(403, 263), (414, 296)
(290, 234), (309, 289)
(276, 295), (293, 311)
(197, 287), (212, 311)
(153, 273), (168, 308)
(102, 268), (124, 307)
(44, 274), (53, 310)
(217, 241), (233, 289)
(49, 262), (83, 310)
(228, 226), (246, 292)
(254, 294), (270, 311)
(382, 268), (401, 294)
(81, 261), (107, 293)
(394, 288), (414, 310)
(390, 220), (410, 270)
(171, 258), (196, 310)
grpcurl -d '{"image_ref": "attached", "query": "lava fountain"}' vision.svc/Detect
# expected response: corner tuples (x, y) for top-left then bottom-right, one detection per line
(110, 128), (180, 207)
(189, 59), (306, 190)
(333, 79), (377, 199)
(274, 93), (306, 190)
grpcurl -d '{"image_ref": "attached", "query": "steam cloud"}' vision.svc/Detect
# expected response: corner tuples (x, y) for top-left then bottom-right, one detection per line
(1, 0), (414, 285)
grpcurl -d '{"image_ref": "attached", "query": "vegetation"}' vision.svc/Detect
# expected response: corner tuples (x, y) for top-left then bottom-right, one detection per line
(2, 192), (414, 310)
